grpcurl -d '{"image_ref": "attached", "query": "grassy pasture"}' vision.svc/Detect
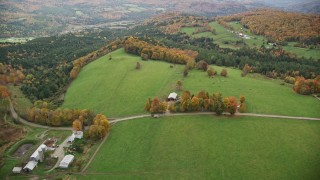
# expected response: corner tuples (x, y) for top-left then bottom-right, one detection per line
(62, 49), (320, 118)
(82, 115), (320, 179)
(283, 42), (320, 60)
(63, 48), (183, 117)
(8, 85), (33, 119)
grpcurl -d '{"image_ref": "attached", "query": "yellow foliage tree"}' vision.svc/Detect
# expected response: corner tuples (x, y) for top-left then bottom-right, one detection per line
(72, 119), (82, 131)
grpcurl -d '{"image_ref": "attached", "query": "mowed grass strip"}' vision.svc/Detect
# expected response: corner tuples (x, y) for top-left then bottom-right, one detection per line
(84, 116), (320, 179)
(63, 48), (183, 117)
(63, 49), (319, 118)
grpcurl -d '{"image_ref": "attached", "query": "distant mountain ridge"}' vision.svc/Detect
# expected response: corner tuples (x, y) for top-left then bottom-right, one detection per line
(0, 0), (318, 38)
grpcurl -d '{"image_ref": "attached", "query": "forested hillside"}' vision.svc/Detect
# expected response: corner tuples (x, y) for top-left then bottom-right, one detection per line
(0, 30), (118, 102)
(218, 9), (320, 45)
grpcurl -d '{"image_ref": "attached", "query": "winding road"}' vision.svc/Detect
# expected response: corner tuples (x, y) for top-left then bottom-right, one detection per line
(9, 99), (320, 130)
(7, 98), (320, 177)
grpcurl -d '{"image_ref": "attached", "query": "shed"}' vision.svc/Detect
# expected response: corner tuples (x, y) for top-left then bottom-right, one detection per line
(23, 161), (38, 172)
(59, 154), (75, 168)
(167, 92), (178, 101)
(12, 167), (22, 174)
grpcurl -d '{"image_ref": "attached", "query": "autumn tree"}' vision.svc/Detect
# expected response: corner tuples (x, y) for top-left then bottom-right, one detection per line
(224, 97), (238, 115)
(196, 60), (208, 71)
(186, 59), (195, 70)
(207, 67), (216, 77)
(191, 96), (200, 111)
(150, 97), (161, 113)
(87, 114), (110, 140)
(212, 93), (225, 115)
(160, 101), (168, 113)
(72, 119), (82, 131)
(180, 91), (192, 112)
(220, 69), (228, 77)
(242, 64), (251, 76)
(168, 102), (175, 112)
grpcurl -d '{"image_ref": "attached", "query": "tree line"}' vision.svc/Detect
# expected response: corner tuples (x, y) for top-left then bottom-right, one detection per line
(145, 90), (246, 115)
(27, 101), (95, 127)
(124, 36), (198, 64)
(70, 40), (123, 79)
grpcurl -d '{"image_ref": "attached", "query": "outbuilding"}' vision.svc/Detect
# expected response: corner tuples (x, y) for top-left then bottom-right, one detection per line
(23, 161), (38, 172)
(167, 92), (178, 101)
(12, 167), (22, 174)
(59, 154), (75, 168)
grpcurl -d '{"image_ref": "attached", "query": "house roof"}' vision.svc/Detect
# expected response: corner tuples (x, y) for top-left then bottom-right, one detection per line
(23, 161), (38, 171)
(59, 154), (74, 168)
(168, 92), (178, 99)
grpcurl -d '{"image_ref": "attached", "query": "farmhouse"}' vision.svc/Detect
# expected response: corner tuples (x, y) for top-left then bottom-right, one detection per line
(167, 92), (178, 101)
(59, 154), (75, 168)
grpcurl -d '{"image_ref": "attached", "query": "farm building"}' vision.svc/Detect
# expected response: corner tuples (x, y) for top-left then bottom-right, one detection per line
(59, 154), (75, 168)
(23, 144), (47, 172)
(12, 167), (22, 174)
(23, 160), (37, 172)
(67, 131), (83, 143)
(167, 92), (178, 101)
(30, 144), (47, 162)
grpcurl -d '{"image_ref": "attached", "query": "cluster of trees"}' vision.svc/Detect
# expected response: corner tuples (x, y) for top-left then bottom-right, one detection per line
(293, 76), (320, 95)
(27, 101), (95, 126)
(144, 97), (167, 114)
(86, 114), (110, 140)
(124, 37), (198, 64)
(145, 91), (246, 115)
(0, 63), (25, 85)
(70, 40), (123, 79)
(173, 91), (241, 115)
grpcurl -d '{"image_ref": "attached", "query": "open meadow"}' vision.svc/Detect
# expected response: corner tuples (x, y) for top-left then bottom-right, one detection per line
(80, 115), (320, 179)
(63, 48), (320, 118)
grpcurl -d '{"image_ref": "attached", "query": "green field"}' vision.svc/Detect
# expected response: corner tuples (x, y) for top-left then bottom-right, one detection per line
(283, 42), (320, 60)
(8, 85), (33, 119)
(63, 48), (183, 117)
(81, 116), (320, 179)
(63, 48), (320, 118)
